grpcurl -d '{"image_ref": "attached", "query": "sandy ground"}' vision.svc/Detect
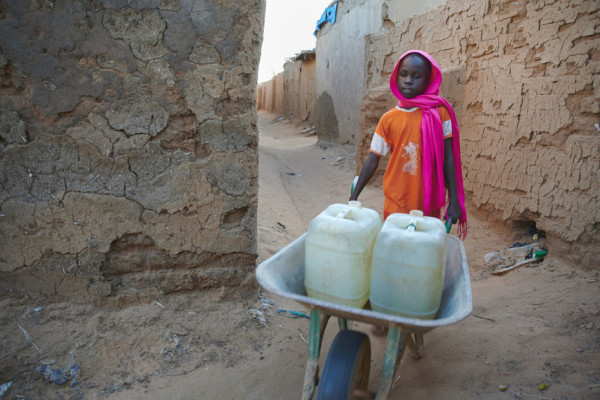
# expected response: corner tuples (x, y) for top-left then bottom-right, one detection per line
(1, 111), (599, 400)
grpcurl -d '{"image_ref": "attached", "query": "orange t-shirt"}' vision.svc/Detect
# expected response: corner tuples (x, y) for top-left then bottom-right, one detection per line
(370, 106), (452, 219)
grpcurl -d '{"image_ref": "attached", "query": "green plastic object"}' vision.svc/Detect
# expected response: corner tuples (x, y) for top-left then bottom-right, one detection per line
(535, 250), (548, 259)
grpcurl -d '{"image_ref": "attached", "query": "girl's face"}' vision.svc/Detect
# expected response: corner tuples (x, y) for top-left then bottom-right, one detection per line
(396, 54), (431, 99)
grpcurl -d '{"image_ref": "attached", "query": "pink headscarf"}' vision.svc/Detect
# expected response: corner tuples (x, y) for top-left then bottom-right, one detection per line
(390, 50), (467, 238)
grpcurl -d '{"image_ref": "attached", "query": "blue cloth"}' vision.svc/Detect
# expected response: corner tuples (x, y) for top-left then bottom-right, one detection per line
(314, 2), (338, 36)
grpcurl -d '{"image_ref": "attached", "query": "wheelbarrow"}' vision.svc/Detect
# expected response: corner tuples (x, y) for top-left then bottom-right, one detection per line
(255, 233), (472, 399)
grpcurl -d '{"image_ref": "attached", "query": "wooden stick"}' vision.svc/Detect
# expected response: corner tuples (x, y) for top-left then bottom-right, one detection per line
(15, 320), (39, 351)
(492, 257), (540, 275)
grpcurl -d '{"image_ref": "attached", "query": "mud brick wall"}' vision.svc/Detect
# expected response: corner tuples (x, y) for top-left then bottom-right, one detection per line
(257, 84), (264, 110)
(0, 0), (266, 304)
(257, 55), (316, 123)
(361, 0), (599, 264)
(283, 55), (316, 123)
(257, 72), (284, 114)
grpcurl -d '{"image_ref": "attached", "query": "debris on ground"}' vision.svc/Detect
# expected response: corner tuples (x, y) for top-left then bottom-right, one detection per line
(249, 308), (268, 326)
(277, 309), (310, 319)
(272, 115), (290, 123)
(15, 320), (39, 351)
(484, 241), (548, 275)
(297, 329), (309, 343)
(0, 382), (12, 398)
(301, 126), (316, 135)
(250, 293), (275, 327)
(37, 363), (80, 386)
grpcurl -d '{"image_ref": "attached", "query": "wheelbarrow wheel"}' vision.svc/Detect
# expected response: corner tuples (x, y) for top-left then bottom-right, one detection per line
(317, 330), (371, 400)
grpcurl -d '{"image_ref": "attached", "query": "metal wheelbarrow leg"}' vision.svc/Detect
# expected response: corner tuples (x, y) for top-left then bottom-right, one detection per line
(302, 309), (330, 400)
(302, 309), (371, 400)
(374, 325), (409, 399)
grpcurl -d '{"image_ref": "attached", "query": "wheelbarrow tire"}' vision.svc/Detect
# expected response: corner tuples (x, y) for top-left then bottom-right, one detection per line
(317, 330), (371, 400)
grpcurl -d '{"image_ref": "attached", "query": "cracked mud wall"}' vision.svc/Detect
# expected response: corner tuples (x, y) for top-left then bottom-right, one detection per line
(257, 54), (316, 123)
(0, 0), (266, 304)
(361, 0), (599, 264)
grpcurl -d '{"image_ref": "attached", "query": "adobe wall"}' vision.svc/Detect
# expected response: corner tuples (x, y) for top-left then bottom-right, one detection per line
(0, 0), (265, 304)
(257, 85), (265, 110)
(257, 55), (316, 124)
(283, 56), (316, 123)
(361, 0), (599, 264)
(315, 0), (447, 144)
(258, 72), (284, 114)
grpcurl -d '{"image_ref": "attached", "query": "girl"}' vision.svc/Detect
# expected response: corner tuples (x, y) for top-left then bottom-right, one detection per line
(350, 50), (467, 238)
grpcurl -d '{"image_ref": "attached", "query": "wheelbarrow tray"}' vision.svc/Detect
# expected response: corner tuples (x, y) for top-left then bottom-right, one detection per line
(256, 233), (472, 399)
(256, 233), (472, 334)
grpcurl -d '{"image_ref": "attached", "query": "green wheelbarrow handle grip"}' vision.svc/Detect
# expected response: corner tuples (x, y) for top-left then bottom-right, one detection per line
(445, 218), (452, 233)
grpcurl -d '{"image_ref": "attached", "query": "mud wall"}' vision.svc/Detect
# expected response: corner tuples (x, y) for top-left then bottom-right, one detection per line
(315, 0), (447, 144)
(257, 83), (265, 110)
(0, 0), (266, 304)
(283, 55), (316, 122)
(257, 72), (284, 114)
(257, 54), (316, 123)
(361, 0), (599, 264)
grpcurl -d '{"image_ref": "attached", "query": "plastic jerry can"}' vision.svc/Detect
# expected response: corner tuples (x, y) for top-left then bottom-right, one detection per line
(305, 201), (382, 308)
(369, 210), (447, 319)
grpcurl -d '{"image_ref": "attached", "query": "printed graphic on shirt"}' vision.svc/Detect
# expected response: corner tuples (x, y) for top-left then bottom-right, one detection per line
(401, 142), (419, 175)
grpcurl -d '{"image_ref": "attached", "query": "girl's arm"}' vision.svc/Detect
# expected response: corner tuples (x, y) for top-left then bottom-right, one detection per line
(350, 152), (380, 201)
(444, 138), (461, 223)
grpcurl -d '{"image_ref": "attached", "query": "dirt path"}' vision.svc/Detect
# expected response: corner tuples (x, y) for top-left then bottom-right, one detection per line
(1, 112), (598, 399)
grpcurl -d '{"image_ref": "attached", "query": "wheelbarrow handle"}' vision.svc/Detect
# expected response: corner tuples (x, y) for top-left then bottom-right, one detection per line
(445, 218), (452, 234)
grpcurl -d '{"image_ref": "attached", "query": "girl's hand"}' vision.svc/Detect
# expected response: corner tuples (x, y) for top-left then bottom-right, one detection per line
(350, 153), (381, 201)
(447, 200), (462, 224)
